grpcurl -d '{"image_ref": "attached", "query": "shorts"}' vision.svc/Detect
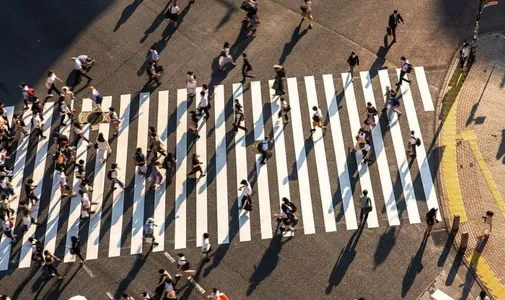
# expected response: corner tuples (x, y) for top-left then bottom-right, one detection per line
(169, 13), (178, 22)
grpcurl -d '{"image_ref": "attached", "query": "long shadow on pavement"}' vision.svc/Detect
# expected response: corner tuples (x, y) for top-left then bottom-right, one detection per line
(401, 234), (429, 297)
(114, 0), (144, 32)
(278, 20), (308, 66)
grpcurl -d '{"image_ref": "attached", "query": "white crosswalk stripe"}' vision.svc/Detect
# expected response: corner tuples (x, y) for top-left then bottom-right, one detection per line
(0, 68), (438, 270)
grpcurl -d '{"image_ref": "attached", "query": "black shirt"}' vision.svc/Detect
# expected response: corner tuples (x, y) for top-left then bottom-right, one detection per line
(242, 59), (252, 73)
(347, 55), (359, 66)
(135, 152), (146, 166)
(192, 157), (200, 167)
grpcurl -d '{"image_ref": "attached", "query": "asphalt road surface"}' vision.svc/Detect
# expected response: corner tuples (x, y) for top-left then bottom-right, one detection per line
(0, 0), (504, 299)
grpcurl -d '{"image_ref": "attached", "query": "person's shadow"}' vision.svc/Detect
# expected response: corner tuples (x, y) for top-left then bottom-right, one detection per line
(369, 35), (393, 79)
(140, 1), (171, 43)
(401, 235), (429, 297)
(114, 0), (144, 32)
(279, 20), (308, 65)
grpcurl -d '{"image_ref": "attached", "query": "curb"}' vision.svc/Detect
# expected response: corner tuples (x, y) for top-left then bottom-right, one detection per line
(430, 31), (505, 300)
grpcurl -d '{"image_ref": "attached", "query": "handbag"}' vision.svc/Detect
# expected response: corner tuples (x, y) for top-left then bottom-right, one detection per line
(364, 197), (373, 213)
(300, 5), (307, 12)
(387, 26), (392, 36)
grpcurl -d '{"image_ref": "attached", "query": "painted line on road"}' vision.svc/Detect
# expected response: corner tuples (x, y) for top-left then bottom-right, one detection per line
(188, 276), (206, 294)
(164, 251), (175, 263)
(83, 263), (95, 278)
(174, 89), (188, 249)
(287, 77), (316, 234)
(195, 87), (208, 248)
(106, 292), (115, 299)
(413, 67), (434, 111)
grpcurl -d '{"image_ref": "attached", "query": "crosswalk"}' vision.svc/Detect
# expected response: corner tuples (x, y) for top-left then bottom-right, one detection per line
(0, 67), (440, 270)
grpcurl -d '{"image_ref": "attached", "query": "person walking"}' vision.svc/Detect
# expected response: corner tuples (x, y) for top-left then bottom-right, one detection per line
(73, 120), (91, 147)
(281, 197), (298, 226)
(396, 56), (412, 88)
(278, 97), (291, 125)
(197, 91), (210, 120)
(31, 111), (46, 139)
(67, 236), (85, 263)
(347, 52), (360, 81)
(246, 2), (260, 36)
(107, 107), (121, 137)
(408, 130), (420, 158)
(359, 190), (373, 224)
(71, 55), (93, 87)
(12, 116), (29, 144)
(361, 102), (377, 129)
(58, 96), (74, 127)
(43, 250), (63, 279)
(44, 71), (64, 102)
(218, 42), (236, 72)
(80, 190), (96, 220)
(145, 61), (162, 88)
(174, 253), (193, 285)
(20, 82), (35, 111)
(156, 269), (174, 298)
(361, 139), (372, 165)
(166, 1), (181, 29)
(143, 218), (159, 246)
(478, 211), (494, 247)
(310, 106), (326, 136)
(387, 10), (405, 43)
(186, 71), (197, 99)
(187, 153), (205, 178)
(202, 233), (211, 262)
(162, 152), (176, 186)
(149, 45), (160, 67)
(149, 161), (163, 190)
(61, 86), (75, 103)
(232, 99), (248, 132)
(238, 179), (253, 211)
(95, 132), (112, 164)
(133, 147), (147, 176)
(88, 86), (103, 112)
(2, 216), (16, 244)
(257, 136), (272, 164)
(28, 237), (44, 266)
(188, 110), (202, 139)
(459, 43), (471, 70)
(384, 87), (402, 118)
(24, 179), (39, 206)
(425, 207), (439, 236)
(240, 53), (256, 83)
(108, 163), (125, 190)
(148, 130), (166, 161)
(300, 0), (313, 29)
(273, 65), (286, 96)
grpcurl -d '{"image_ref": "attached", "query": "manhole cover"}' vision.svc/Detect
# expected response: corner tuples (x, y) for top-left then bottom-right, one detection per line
(78, 111), (109, 130)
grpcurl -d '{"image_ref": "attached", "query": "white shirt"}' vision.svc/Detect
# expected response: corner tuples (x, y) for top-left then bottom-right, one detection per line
(57, 171), (67, 186)
(96, 139), (110, 151)
(242, 183), (252, 196)
(170, 5), (180, 14)
(401, 59), (410, 72)
(45, 74), (56, 89)
(260, 139), (269, 151)
(178, 256), (188, 268)
(202, 237), (210, 252)
(150, 49), (159, 62)
(313, 108), (322, 119)
(302, 0), (312, 11)
(81, 193), (91, 208)
(32, 114), (42, 128)
(363, 143), (371, 152)
(144, 221), (154, 235)
(0, 179), (8, 189)
(59, 102), (69, 116)
(281, 100), (288, 109)
(74, 55), (88, 70)
(198, 95), (209, 108)
(3, 220), (11, 232)
(90, 89), (100, 102)
(22, 86), (30, 100)
(74, 126), (83, 135)
(409, 135), (417, 145)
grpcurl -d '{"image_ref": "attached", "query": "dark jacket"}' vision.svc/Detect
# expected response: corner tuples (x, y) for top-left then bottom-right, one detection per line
(388, 13), (404, 28)
(347, 55), (359, 67)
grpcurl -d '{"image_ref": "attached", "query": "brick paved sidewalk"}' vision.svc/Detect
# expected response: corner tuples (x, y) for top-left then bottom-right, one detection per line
(439, 33), (505, 299)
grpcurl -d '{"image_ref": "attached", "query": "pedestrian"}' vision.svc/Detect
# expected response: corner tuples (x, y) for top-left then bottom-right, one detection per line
(145, 61), (161, 88)
(197, 90), (210, 120)
(238, 179), (253, 211)
(281, 197), (298, 226)
(174, 253), (193, 284)
(310, 106), (326, 136)
(148, 130), (166, 161)
(425, 207), (439, 236)
(459, 43), (471, 70)
(75, 159), (86, 180)
(24, 179), (39, 206)
(71, 55), (94, 87)
(166, 1), (181, 29)
(0, 102), (9, 131)
(67, 236), (85, 263)
(396, 56), (412, 88)
(141, 292), (152, 300)
(361, 102), (377, 128)
(80, 190), (96, 219)
(187, 153), (205, 178)
(359, 190), (372, 224)
(207, 288), (227, 300)
(149, 44), (160, 67)
(218, 42), (236, 72)
(108, 163), (125, 190)
(347, 52), (360, 81)
(58, 96), (74, 127)
(353, 128), (367, 152)
(232, 99), (248, 132)
(361, 139), (372, 165)
(202, 232), (211, 262)
(133, 147), (147, 176)
(43, 250), (63, 279)
(20, 82), (37, 111)
(476, 290), (490, 300)
(57, 166), (72, 197)
(95, 132), (112, 164)
(240, 53), (256, 83)
(186, 71), (197, 99)
(188, 110), (202, 139)
(12, 116), (29, 144)
(149, 161), (163, 190)
(385, 88), (402, 118)
(162, 152), (176, 186)
(44, 71), (64, 102)
(21, 209), (36, 232)
(61, 86), (75, 103)
(478, 211), (494, 243)
(408, 130), (420, 158)
(28, 237), (44, 265)
(107, 107), (121, 136)
(31, 111), (46, 139)
(272, 65), (286, 96)
(300, 0), (314, 29)
(277, 97), (291, 125)
(73, 120), (91, 147)
(2, 216), (16, 243)
(88, 86), (103, 112)
(387, 10), (405, 43)
(244, 1), (259, 36)
(143, 218), (159, 246)
(257, 136), (272, 164)
(0, 176), (15, 199)
(156, 269), (174, 298)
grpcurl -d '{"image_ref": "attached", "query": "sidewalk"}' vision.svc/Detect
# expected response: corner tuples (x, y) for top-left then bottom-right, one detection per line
(437, 32), (505, 300)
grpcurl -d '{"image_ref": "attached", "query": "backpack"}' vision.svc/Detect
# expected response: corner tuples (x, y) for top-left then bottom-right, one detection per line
(415, 138), (421, 146)
(406, 63), (413, 73)
(27, 87), (37, 101)
(390, 97), (400, 107)
(107, 170), (114, 180)
(372, 107), (378, 116)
